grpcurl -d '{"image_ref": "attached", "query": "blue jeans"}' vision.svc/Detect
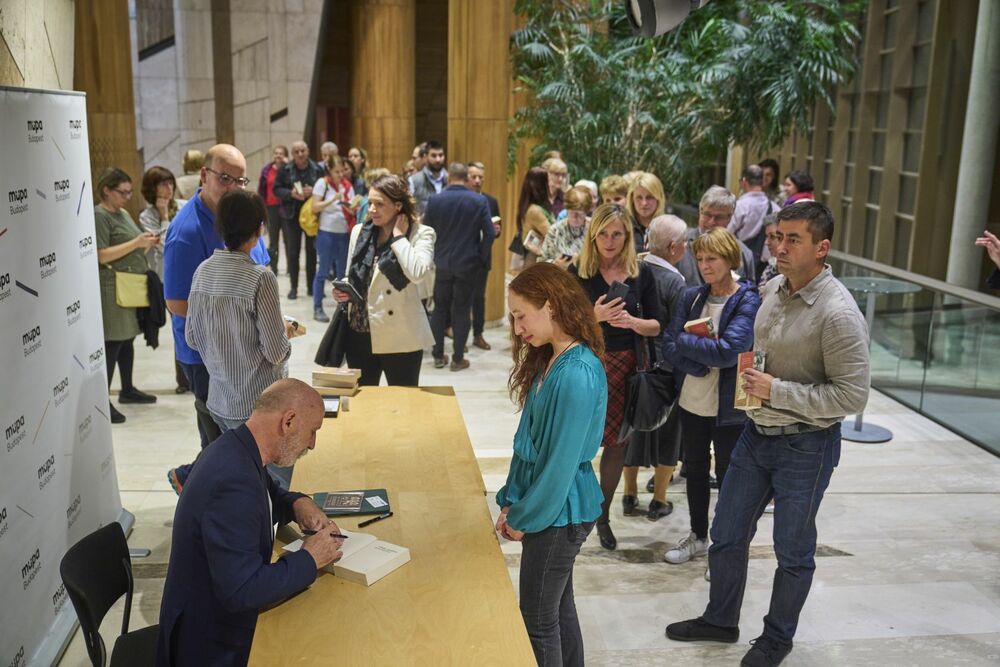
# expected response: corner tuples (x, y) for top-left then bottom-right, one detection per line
(210, 411), (293, 490)
(313, 230), (350, 310)
(519, 522), (595, 667)
(702, 422), (841, 645)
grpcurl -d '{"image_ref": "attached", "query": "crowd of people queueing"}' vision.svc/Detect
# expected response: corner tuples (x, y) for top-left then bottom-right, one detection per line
(95, 141), (880, 667)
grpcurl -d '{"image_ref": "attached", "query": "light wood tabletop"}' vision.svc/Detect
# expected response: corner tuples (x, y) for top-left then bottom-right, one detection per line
(248, 386), (535, 667)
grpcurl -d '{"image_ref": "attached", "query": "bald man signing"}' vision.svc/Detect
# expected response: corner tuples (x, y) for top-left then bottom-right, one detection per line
(157, 379), (344, 667)
(164, 144), (272, 493)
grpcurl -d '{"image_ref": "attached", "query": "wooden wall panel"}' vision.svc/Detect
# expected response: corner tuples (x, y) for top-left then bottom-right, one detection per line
(351, 0), (416, 172)
(415, 0), (448, 146)
(448, 0), (516, 322)
(73, 0), (142, 219)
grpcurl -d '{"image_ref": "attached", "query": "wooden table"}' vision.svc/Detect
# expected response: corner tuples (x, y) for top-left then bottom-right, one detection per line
(249, 386), (536, 666)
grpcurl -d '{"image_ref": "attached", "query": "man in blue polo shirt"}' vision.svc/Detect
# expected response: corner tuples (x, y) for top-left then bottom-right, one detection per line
(163, 143), (269, 493)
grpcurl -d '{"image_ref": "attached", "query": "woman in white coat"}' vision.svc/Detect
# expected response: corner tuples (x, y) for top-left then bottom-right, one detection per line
(333, 174), (435, 386)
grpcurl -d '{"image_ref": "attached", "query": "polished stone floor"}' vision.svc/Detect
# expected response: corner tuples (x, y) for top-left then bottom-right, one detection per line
(57, 268), (1000, 666)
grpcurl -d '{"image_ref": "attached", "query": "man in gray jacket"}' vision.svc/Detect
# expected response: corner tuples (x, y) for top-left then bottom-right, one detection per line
(677, 185), (756, 285)
(409, 140), (447, 216)
(666, 201), (870, 667)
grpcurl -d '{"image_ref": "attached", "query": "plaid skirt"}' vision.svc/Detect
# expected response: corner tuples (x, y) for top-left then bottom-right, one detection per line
(602, 349), (637, 448)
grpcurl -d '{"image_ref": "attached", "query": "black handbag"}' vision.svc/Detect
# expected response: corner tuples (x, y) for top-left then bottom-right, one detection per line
(618, 266), (677, 443)
(618, 359), (677, 442)
(314, 303), (348, 367)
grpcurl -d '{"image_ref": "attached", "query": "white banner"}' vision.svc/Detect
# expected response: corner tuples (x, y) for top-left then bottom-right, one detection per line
(0, 87), (124, 666)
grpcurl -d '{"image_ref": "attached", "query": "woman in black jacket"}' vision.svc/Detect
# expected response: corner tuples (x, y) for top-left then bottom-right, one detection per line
(662, 228), (760, 574)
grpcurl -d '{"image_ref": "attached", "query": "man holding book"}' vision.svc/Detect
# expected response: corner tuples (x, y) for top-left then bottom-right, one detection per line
(157, 379), (344, 667)
(666, 201), (870, 667)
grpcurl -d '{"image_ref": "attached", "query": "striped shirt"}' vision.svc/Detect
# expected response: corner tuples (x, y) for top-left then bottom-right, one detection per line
(185, 250), (291, 420)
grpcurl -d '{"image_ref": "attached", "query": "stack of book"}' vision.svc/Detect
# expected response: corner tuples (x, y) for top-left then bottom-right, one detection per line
(312, 367), (361, 398)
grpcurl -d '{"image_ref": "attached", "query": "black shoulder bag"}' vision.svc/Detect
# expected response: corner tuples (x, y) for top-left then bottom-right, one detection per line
(618, 265), (677, 443)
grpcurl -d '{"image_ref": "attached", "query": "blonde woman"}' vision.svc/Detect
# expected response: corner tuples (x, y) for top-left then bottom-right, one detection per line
(626, 172), (667, 253)
(573, 203), (661, 551)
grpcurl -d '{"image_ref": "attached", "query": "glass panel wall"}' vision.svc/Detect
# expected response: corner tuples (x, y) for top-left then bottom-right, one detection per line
(829, 252), (1000, 456)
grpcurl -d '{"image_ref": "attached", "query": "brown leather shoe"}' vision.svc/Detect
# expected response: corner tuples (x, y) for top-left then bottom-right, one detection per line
(433, 354), (450, 369)
(473, 336), (491, 350)
(450, 358), (470, 372)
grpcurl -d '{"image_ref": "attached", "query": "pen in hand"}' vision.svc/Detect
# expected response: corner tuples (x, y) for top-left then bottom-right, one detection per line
(302, 529), (349, 538)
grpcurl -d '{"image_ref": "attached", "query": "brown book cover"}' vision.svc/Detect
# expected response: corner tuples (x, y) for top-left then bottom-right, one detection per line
(684, 317), (717, 338)
(734, 351), (766, 410)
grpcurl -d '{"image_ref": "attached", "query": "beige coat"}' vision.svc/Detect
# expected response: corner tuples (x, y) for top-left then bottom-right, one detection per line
(345, 222), (436, 354)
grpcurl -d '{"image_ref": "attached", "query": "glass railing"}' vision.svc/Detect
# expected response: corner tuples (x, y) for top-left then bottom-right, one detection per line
(828, 250), (1000, 456)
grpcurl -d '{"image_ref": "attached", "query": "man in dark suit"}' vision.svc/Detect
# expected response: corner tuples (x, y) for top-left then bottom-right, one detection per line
(468, 161), (501, 350)
(157, 379), (344, 667)
(424, 162), (496, 371)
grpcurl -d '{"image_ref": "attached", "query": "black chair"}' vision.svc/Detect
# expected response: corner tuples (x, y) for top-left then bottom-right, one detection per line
(60, 522), (159, 667)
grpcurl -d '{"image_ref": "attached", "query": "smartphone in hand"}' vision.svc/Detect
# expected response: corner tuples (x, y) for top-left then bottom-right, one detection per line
(605, 280), (629, 304)
(331, 280), (364, 303)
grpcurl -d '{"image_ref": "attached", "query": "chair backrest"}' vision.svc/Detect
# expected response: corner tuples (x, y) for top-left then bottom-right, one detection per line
(59, 522), (134, 667)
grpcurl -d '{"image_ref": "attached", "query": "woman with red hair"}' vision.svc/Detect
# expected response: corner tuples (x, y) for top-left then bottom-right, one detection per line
(496, 262), (606, 666)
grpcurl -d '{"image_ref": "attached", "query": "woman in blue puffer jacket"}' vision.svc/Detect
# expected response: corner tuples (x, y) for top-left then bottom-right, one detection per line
(661, 227), (761, 570)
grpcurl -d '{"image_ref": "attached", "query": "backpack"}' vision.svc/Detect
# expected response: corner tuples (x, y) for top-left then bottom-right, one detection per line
(298, 196), (319, 237)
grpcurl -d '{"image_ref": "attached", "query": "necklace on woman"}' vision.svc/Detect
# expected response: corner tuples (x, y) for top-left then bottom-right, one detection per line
(539, 339), (579, 389)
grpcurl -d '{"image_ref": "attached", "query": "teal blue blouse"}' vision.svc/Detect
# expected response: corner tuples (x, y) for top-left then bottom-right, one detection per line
(496, 345), (607, 534)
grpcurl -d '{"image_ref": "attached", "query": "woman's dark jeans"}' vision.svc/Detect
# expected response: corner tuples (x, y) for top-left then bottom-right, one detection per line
(519, 521), (595, 666)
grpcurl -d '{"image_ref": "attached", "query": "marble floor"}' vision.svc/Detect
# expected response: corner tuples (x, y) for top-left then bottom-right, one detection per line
(57, 268), (1000, 666)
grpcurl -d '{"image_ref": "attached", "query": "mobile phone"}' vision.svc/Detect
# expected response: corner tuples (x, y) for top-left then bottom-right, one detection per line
(332, 280), (364, 303)
(605, 281), (629, 304)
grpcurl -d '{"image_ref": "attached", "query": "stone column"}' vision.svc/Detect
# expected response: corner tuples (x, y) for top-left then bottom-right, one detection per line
(448, 0), (515, 322)
(946, 0), (1000, 288)
(351, 0), (416, 171)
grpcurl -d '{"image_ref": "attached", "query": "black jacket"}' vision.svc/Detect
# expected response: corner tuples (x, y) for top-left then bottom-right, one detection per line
(273, 159), (324, 220)
(422, 184), (495, 274)
(138, 270), (167, 348)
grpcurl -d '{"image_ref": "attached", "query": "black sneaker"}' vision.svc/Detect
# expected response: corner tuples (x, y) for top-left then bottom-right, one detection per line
(109, 403), (126, 424)
(665, 618), (739, 643)
(314, 308), (330, 323)
(741, 636), (792, 667)
(288, 288), (298, 300)
(119, 388), (157, 404)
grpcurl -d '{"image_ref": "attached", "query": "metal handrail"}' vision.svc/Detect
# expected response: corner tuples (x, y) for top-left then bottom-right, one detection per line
(829, 250), (1000, 311)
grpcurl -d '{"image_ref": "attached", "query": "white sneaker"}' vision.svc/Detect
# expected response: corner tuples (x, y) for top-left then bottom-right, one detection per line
(664, 532), (708, 564)
(705, 565), (711, 581)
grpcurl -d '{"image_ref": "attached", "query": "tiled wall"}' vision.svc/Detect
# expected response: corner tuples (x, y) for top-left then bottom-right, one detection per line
(130, 0), (323, 181)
